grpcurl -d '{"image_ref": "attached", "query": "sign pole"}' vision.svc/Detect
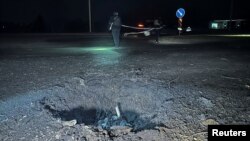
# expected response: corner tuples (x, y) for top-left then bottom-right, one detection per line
(178, 18), (183, 36)
(88, 0), (92, 32)
(176, 8), (185, 36)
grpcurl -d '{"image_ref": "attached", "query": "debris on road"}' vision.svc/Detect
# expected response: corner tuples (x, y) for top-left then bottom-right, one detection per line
(62, 119), (77, 127)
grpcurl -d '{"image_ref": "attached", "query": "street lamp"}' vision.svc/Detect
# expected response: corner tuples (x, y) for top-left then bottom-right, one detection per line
(88, 0), (92, 32)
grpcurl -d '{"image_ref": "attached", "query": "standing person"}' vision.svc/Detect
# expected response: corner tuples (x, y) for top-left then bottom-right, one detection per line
(153, 18), (162, 43)
(109, 12), (122, 47)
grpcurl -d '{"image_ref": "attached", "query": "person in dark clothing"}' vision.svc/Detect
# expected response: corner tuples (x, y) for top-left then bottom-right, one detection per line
(109, 12), (122, 47)
(153, 18), (162, 43)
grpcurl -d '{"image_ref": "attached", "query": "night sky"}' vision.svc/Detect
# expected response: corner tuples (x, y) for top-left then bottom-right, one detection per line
(0, 0), (249, 32)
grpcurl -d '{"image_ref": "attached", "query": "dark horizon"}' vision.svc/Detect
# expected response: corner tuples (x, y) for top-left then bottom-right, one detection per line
(0, 0), (249, 32)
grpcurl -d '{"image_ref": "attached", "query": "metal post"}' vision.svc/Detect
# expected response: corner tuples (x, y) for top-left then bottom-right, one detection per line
(178, 18), (182, 36)
(88, 0), (92, 32)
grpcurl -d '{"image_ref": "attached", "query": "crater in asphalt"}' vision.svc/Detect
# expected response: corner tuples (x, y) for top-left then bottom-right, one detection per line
(37, 75), (173, 132)
(40, 100), (157, 131)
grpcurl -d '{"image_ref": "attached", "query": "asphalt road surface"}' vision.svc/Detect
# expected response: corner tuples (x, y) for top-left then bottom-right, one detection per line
(0, 33), (249, 141)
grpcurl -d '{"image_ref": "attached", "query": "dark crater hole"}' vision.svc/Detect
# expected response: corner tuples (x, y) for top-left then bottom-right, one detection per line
(41, 102), (158, 131)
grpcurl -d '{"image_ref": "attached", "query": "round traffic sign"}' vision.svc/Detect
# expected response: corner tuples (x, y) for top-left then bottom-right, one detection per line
(176, 8), (185, 18)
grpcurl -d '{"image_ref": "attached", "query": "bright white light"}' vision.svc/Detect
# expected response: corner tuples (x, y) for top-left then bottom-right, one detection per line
(186, 27), (192, 32)
(211, 23), (218, 29)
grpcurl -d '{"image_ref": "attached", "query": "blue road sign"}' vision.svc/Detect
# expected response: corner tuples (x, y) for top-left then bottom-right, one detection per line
(176, 8), (185, 18)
